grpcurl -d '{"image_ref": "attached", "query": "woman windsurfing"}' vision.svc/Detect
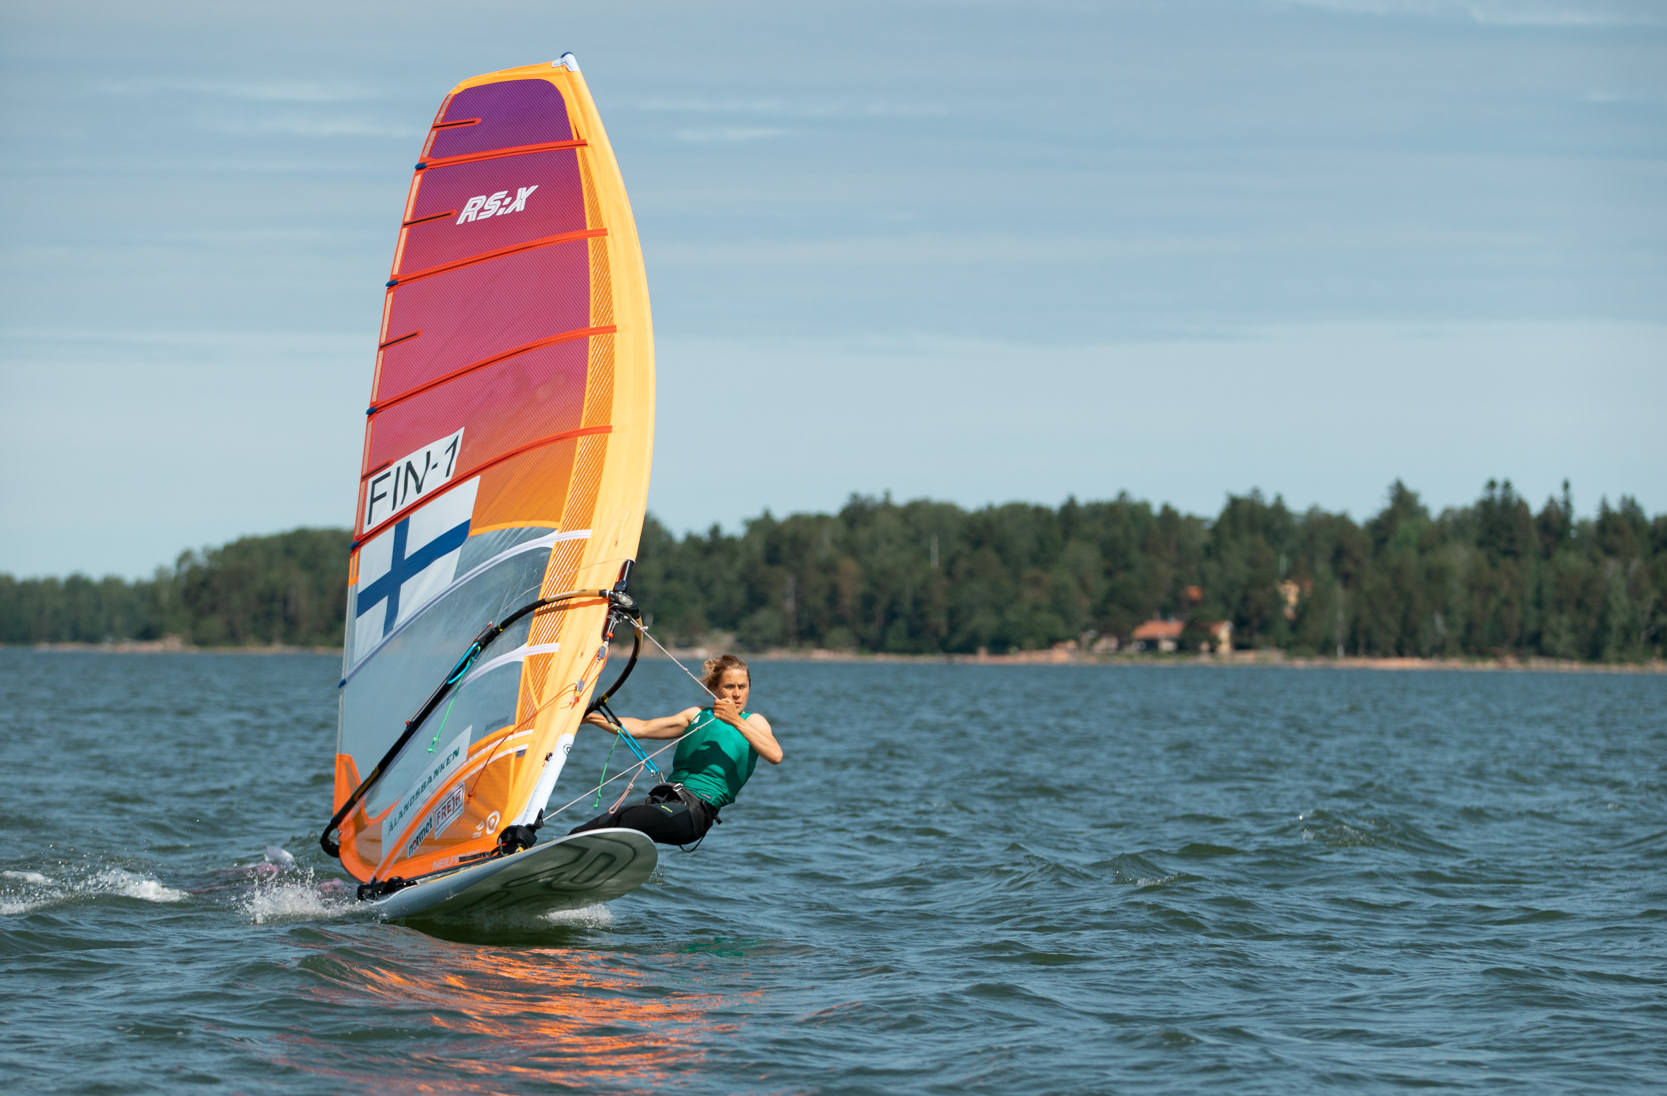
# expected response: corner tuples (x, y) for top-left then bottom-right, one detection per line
(569, 655), (782, 845)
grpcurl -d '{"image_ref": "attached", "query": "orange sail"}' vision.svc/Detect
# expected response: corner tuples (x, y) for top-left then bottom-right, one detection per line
(324, 56), (653, 887)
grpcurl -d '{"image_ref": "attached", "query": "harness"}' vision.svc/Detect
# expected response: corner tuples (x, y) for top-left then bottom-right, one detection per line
(646, 782), (721, 851)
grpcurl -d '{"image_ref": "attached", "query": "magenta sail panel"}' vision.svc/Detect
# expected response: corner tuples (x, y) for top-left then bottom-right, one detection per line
(427, 79), (575, 159)
(398, 148), (587, 277)
(377, 239), (593, 402)
(364, 339), (591, 476)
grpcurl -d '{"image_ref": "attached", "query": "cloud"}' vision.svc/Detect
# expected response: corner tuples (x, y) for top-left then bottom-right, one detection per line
(863, 103), (950, 118)
(194, 115), (416, 139)
(673, 125), (792, 143)
(639, 97), (947, 119)
(1276, 0), (1666, 26)
(1578, 87), (1662, 105)
(638, 97), (815, 115)
(0, 326), (363, 353)
(95, 77), (380, 102)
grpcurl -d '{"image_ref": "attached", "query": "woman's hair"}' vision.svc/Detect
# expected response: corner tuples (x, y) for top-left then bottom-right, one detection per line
(701, 653), (750, 693)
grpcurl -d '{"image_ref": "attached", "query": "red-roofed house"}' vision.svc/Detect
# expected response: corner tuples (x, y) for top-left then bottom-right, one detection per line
(1131, 618), (1184, 653)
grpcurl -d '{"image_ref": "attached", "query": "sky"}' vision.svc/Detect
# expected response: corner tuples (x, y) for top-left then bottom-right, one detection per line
(1, 0), (1663, 578)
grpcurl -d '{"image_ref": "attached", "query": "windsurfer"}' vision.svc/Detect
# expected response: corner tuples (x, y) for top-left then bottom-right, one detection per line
(568, 654), (781, 845)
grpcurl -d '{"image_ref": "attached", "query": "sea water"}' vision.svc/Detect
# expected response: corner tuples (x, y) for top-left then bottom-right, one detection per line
(1, 650), (1662, 1094)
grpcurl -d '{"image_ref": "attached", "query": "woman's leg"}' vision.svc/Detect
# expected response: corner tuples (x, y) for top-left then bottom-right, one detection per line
(609, 799), (702, 844)
(566, 791), (711, 845)
(566, 807), (623, 836)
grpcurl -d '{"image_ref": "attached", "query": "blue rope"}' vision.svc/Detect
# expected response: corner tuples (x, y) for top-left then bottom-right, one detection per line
(426, 642), (484, 752)
(594, 699), (664, 781)
(613, 725), (664, 780)
(446, 642), (483, 685)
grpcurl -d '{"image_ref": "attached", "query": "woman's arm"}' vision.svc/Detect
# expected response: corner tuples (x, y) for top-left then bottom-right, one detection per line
(712, 697), (783, 764)
(582, 707), (701, 739)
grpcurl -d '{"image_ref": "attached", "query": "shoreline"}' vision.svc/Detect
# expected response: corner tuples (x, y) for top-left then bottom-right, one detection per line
(21, 639), (338, 655)
(15, 641), (1661, 674)
(732, 649), (1667, 674)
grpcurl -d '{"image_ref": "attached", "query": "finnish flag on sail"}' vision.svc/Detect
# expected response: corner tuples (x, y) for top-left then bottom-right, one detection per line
(351, 477), (480, 666)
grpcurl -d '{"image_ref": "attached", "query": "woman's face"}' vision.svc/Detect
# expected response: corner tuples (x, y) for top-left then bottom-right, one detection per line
(715, 668), (751, 708)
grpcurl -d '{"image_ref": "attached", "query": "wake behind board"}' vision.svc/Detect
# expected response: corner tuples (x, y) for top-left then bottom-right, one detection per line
(371, 829), (657, 923)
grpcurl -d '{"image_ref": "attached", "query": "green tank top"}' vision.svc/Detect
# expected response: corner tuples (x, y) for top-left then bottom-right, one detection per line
(670, 708), (759, 809)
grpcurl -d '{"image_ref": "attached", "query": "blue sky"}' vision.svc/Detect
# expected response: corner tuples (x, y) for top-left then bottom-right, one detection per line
(2, 0), (1663, 577)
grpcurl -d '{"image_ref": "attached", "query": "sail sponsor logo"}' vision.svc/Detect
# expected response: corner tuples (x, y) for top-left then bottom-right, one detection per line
(404, 784), (467, 860)
(384, 728), (470, 840)
(364, 429), (463, 530)
(352, 476), (480, 660)
(456, 186), (538, 224)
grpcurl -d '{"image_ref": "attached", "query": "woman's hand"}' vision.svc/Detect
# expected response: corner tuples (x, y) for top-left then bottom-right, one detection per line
(582, 711), (618, 732)
(713, 699), (783, 764)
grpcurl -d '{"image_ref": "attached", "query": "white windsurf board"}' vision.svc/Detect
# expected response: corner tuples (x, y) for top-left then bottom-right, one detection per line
(368, 828), (657, 923)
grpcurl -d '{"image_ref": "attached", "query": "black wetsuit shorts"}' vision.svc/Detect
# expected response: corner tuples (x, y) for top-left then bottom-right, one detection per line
(567, 783), (718, 846)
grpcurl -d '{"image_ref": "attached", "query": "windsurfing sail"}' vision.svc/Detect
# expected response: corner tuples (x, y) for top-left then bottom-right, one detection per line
(323, 55), (654, 889)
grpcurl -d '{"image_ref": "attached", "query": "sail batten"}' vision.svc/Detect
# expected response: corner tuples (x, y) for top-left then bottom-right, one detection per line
(387, 227), (607, 289)
(419, 138), (590, 170)
(368, 324), (618, 412)
(327, 60), (654, 885)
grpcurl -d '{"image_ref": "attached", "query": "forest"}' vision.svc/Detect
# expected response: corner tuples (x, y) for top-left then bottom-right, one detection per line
(0, 528), (352, 649)
(2, 481), (1662, 662)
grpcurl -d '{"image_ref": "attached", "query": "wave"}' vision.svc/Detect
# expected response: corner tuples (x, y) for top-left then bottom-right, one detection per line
(242, 876), (357, 925)
(1295, 808), (1463, 855)
(234, 846), (356, 925)
(0, 866), (188, 915)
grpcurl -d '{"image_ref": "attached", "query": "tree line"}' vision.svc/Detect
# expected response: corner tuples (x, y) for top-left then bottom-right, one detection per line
(2, 481), (1662, 661)
(634, 480), (1663, 662)
(0, 528), (351, 648)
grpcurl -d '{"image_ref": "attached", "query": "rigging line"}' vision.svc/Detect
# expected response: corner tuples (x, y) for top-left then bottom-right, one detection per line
(320, 588), (611, 858)
(424, 677), (467, 754)
(595, 702), (662, 780)
(586, 613), (642, 712)
(448, 617), (712, 828)
(421, 636), (486, 752)
(535, 620), (726, 820)
(545, 730), (693, 820)
(376, 595), (616, 878)
(635, 620), (719, 700)
(460, 629), (606, 807)
(460, 597), (637, 813)
(606, 766), (643, 815)
(592, 734), (621, 808)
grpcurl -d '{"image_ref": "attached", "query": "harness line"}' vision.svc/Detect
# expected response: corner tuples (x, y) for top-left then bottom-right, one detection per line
(638, 622), (720, 701)
(550, 620), (720, 817)
(545, 728), (690, 819)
